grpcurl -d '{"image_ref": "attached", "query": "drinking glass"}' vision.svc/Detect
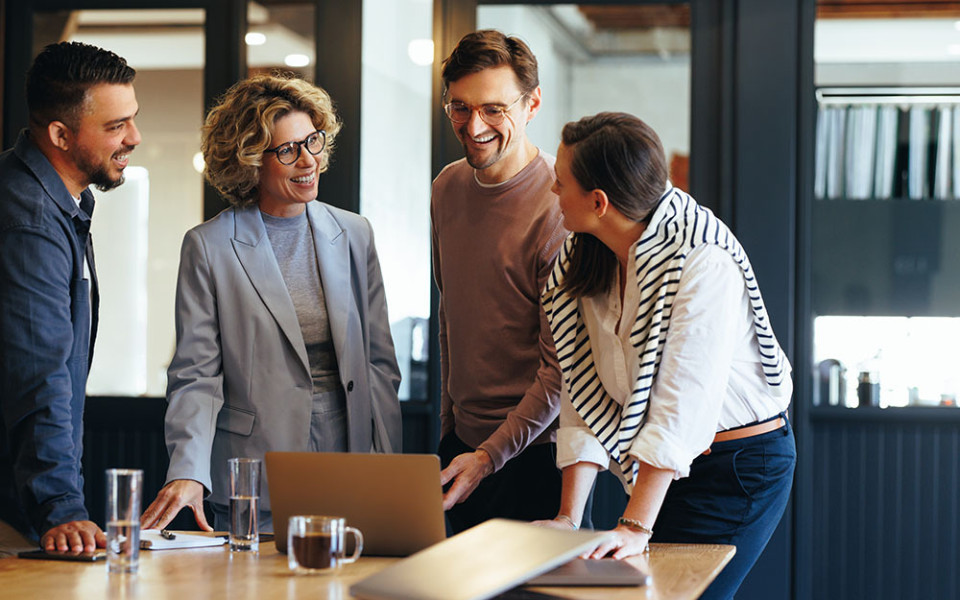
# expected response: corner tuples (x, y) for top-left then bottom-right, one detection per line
(228, 458), (261, 552)
(105, 468), (143, 573)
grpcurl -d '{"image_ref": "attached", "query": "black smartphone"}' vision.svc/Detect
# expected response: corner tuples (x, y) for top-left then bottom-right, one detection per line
(18, 549), (107, 562)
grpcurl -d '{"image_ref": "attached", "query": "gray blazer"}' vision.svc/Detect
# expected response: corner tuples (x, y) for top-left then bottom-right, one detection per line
(163, 202), (402, 509)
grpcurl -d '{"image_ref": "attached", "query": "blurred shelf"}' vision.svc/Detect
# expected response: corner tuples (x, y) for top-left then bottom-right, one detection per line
(810, 405), (960, 423)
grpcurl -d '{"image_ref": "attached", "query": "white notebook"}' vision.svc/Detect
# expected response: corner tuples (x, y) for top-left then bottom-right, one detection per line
(139, 529), (227, 550)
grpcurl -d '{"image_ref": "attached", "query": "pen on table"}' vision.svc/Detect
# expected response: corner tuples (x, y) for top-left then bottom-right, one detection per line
(160, 530), (176, 540)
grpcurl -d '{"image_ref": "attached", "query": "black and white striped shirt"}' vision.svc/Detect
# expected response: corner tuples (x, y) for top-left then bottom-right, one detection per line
(542, 186), (791, 489)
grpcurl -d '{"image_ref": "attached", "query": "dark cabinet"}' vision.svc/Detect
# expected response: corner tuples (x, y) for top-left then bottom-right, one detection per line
(812, 198), (960, 317)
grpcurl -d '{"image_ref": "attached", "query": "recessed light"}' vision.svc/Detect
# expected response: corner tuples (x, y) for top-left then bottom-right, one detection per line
(285, 54), (310, 67)
(245, 32), (266, 46)
(407, 39), (434, 66)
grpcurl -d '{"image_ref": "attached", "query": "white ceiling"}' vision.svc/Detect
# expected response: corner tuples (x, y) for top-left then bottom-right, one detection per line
(815, 18), (960, 63)
(70, 6), (312, 71)
(67, 11), (960, 70)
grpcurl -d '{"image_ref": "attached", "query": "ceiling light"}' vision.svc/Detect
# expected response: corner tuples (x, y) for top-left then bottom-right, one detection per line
(245, 32), (266, 46)
(407, 39), (434, 66)
(285, 54), (310, 67)
(192, 152), (205, 174)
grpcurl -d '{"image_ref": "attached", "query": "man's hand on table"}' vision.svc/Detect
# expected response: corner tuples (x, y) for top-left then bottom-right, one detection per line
(41, 520), (106, 553)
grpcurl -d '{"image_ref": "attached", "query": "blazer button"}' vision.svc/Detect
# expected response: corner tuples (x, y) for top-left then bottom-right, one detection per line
(347, 381), (354, 392)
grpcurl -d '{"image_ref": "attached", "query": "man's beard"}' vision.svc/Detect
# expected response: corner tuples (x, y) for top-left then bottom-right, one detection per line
(463, 141), (502, 171)
(90, 167), (125, 192)
(75, 145), (130, 192)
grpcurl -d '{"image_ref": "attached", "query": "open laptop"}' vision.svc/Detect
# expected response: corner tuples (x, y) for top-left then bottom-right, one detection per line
(349, 519), (613, 600)
(265, 452), (445, 556)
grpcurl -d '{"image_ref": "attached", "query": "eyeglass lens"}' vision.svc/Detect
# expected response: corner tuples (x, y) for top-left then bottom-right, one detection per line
(445, 103), (511, 126)
(273, 131), (325, 165)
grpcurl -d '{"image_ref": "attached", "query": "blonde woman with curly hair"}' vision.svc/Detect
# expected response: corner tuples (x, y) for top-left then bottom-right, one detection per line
(141, 74), (402, 533)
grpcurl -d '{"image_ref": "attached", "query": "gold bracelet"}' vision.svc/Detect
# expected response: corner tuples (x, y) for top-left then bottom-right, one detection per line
(555, 514), (579, 530)
(617, 517), (653, 536)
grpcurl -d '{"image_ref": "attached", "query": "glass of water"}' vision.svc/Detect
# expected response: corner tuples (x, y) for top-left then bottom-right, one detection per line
(105, 468), (143, 573)
(228, 458), (261, 552)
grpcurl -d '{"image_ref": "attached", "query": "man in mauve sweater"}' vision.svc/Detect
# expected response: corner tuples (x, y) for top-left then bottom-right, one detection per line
(431, 29), (568, 533)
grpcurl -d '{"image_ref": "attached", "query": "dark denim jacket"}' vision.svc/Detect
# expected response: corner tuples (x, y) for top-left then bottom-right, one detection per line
(0, 130), (99, 539)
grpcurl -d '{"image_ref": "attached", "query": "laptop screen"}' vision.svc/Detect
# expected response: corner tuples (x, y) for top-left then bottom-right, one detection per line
(265, 452), (446, 556)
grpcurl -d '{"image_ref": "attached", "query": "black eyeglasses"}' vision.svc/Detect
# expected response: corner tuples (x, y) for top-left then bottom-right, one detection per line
(265, 130), (326, 165)
(443, 94), (526, 126)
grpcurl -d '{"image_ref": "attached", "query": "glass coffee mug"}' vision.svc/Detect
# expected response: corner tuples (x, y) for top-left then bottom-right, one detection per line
(287, 516), (363, 574)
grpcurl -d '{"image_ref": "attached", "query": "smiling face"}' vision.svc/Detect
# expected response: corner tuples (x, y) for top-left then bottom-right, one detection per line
(445, 65), (540, 184)
(257, 111), (322, 217)
(69, 83), (140, 192)
(552, 142), (598, 234)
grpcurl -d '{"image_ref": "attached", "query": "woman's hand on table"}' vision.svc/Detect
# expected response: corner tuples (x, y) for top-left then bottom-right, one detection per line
(140, 479), (212, 531)
(586, 525), (650, 560)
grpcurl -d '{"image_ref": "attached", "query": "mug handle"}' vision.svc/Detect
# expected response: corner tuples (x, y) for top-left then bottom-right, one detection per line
(343, 527), (363, 564)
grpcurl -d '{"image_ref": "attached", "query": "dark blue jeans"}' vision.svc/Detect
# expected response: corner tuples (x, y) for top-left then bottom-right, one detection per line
(650, 420), (796, 600)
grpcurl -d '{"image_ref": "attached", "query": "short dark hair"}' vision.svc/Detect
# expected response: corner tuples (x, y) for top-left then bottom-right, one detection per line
(26, 41), (136, 129)
(441, 29), (538, 96)
(559, 112), (668, 298)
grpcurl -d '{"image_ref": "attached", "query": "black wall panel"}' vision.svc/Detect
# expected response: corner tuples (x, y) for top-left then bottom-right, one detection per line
(810, 412), (960, 599)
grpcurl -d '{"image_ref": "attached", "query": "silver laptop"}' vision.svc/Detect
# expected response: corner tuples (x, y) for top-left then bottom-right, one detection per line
(525, 558), (650, 586)
(265, 452), (446, 556)
(349, 519), (612, 600)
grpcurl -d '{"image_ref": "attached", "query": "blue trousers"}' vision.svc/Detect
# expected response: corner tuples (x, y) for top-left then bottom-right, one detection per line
(650, 420), (796, 600)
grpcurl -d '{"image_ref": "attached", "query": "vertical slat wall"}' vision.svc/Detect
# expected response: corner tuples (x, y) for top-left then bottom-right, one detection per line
(811, 415), (960, 599)
(81, 397), (186, 528)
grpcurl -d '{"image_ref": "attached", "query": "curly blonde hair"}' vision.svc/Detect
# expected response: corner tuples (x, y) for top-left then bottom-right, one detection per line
(201, 73), (341, 207)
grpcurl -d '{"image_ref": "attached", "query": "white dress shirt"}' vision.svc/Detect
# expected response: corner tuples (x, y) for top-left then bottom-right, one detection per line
(73, 195), (93, 332)
(557, 243), (792, 486)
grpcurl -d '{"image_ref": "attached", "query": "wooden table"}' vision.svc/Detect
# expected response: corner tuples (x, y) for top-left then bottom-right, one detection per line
(0, 541), (733, 600)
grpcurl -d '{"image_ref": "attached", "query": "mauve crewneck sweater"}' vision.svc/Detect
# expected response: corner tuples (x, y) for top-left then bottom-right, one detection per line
(430, 151), (567, 472)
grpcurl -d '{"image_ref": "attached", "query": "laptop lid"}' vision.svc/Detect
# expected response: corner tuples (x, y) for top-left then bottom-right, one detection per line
(349, 519), (612, 600)
(265, 452), (445, 556)
(524, 558), (650, 587)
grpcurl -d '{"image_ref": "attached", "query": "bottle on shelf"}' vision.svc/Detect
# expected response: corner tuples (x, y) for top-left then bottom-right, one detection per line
(856, 352), (881, 408)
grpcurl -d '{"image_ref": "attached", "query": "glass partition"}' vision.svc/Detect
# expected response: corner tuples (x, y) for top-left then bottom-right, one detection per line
(246, 1), (315, 80)
(360, 0), (433, 401)
(50, 9), (207, 396)
(477, 4), (691, 188)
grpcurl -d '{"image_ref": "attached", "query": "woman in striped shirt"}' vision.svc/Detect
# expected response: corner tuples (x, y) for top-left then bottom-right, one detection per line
(538, 112), (796, 600)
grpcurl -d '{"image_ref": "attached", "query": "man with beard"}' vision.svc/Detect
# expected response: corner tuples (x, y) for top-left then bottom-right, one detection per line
(431, 30), (568, 533)
(0, 41), (140, 556)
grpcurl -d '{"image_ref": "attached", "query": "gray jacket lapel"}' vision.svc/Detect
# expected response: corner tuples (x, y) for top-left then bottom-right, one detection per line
(230, 206), (311, 376)
(306, 202), (351, 364)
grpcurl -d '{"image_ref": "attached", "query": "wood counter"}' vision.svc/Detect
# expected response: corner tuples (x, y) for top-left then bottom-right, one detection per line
(0, 540), (733, 599)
